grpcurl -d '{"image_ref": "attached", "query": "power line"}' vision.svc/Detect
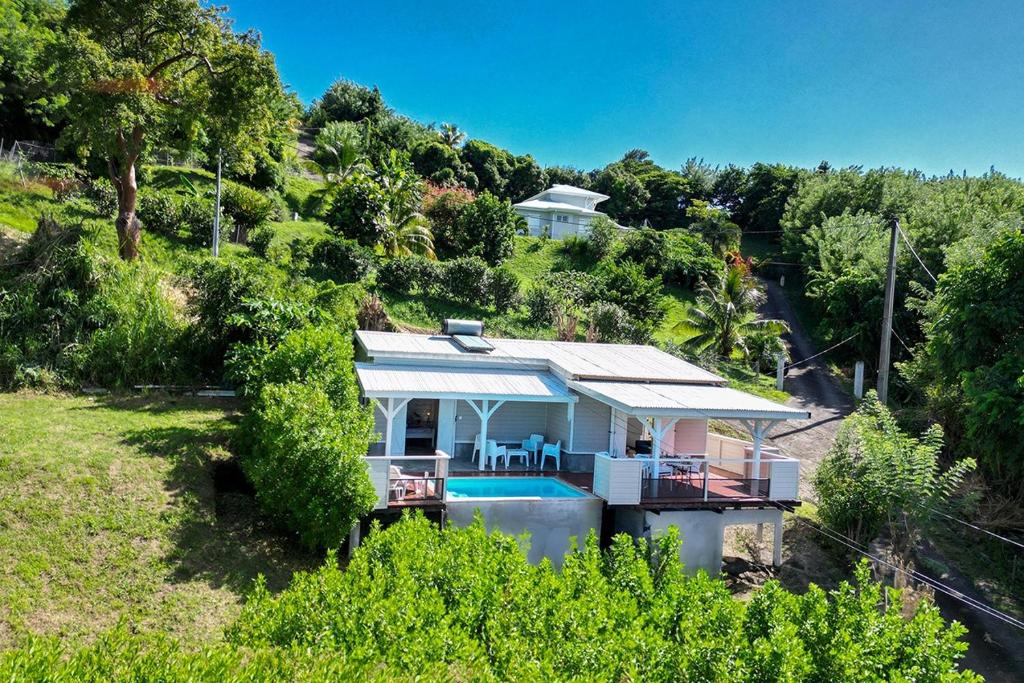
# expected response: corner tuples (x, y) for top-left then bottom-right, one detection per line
(784, 331), (860, 371)
(896, 224), (939, 285)
(890, 327), (914, 354)
(923, 506), (1024, 552)
(774, 502), (1024, 631)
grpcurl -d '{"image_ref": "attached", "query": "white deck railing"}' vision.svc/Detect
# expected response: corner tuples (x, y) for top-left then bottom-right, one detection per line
(365, 451), (451, 510)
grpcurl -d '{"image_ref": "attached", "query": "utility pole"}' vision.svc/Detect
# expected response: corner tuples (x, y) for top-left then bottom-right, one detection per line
(876, 217), (899, 404)
(212, 149), (223, 257)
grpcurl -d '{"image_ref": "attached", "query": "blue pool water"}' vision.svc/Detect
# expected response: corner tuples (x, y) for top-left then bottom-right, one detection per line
(446, 477), (588, 499)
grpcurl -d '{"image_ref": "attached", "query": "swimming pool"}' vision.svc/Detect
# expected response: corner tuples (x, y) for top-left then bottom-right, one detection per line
(446, 476), (588, 500)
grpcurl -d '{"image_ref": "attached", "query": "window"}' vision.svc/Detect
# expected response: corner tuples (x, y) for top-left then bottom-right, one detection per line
(555, 214), (570, 223)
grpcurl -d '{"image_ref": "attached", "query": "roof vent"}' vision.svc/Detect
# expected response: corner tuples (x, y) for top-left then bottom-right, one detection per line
(442, 319), (493, 353)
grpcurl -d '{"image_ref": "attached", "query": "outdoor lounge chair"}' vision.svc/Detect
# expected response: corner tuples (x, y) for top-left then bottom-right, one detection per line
(539, 440), (561, 470)
(485, 440), (508, 471)
(389, 464), (436, 500)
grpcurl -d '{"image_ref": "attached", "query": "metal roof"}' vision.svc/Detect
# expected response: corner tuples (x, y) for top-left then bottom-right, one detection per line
(356, 363), (576, 402)
(571, 380), (810, 420)
(512, 199), (604, 215)
(355, 331), (725, 385)
(522, 184), (610, 203)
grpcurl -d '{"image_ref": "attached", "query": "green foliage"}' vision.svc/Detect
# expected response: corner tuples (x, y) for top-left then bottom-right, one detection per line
(306, 78), (388, 127)
(460, 139), (513, 195)
(423, 186), (474, 258)
(678, 265), (788, 360)
(587, 301), (633, 343)
(620, 227), (667, 278)
(185, 257), (286, 378)
(247, 224), (275, 258)
(85, 177), (117, 216)
(451, 191), (518, 265)
(584, 215), (620, 260)
(525, 285), (559, 327)
(908, 231), (1024, 486)
(592, 164), (649, 226)
(0, 218), (185, 388)
(686, 198), (741, 256)
(662, 229), (719, 288)
(312, 120), (365, 172)
(438, 256), (489, 305)
(221, 181), (275, 238)
(733, 162), (804, 233)
(223, 513), (977, 682)
(325, 172), (387, 246)
(306, 235), (374, 283)
(488, 268), (522, 313)
(597, 260), (665, 339)
(375, 254), (437, 295)
(241, 326), (376, 549)
(814, 394), (976, 558)
(0, 0), (65, 139)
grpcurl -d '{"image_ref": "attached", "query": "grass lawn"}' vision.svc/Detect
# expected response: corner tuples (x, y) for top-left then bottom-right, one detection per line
(0, 392), (316, 649)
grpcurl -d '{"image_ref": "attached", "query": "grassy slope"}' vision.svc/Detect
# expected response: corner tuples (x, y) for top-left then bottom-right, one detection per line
(0, 392), (316, 649)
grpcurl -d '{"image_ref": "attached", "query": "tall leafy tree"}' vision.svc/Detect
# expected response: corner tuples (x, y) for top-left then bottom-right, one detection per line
(56, 0), (285, 260)
(306, 77), (388, 127)
(438, 122), (465, 149)
(0, 0), (65, 140)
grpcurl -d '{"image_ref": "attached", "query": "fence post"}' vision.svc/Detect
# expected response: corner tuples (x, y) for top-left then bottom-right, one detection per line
(775, 354), (785, 391)
(853, 361), (865, 399)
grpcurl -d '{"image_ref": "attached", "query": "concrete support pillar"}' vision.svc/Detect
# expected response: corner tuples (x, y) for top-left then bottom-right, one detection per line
(478, 399), (489, 470)
(854, 361), (865, 399)
(773, 515), (784, 567)
(776, 354), (785, 391)
(348, 522), (361, 560)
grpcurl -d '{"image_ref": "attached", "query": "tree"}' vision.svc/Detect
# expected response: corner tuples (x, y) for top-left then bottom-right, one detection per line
(307, 77), (388, 127)
(453, 192), (518, 265)
(592, 165), (649, 226)
(813, 394), (975, 574)
(732, 162), (804, 233)
(545, 165), (592, 189)
(505, 154), (547, 202)
(460, 139), (513, 196)
(57, 0), (285, 260)
(0, 0), (65, 140)
(438, 122), (465, 149)
(325, 172), (387, 247)
(678, 266), (789, 358)
(686, 199), (741, 256)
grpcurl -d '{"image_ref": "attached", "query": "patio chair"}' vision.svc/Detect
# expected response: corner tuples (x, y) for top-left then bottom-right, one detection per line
(539, 440), (562, 470)
(472, 434), (482, 463)
(485, 440), (508, 471)
(521, 433), (544, 465)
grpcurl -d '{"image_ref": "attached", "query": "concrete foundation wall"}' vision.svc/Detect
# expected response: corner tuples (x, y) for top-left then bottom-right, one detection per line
(446, 496), (603, 568)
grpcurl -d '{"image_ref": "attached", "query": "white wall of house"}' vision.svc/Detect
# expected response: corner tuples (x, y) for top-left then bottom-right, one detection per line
(369, 401), (407, 455)
(546, 402), (572, 448)
(571, 393), (611, 453)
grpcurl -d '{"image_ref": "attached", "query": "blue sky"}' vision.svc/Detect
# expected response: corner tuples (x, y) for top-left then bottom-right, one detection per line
(226, 1), (1024, 177)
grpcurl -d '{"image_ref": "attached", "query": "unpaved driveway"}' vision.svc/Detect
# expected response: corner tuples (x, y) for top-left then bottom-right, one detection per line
(759, 278), (855, 498)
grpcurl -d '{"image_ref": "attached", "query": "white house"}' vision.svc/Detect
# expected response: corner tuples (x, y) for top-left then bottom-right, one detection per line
(513, 184), (624, 239)
(351, 321), (809, 572)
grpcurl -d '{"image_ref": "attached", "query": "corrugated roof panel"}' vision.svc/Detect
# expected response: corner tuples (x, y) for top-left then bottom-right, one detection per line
(356, 364), (575, 402)
(355, 331), (724, 385)
(572, 381), (809, 420)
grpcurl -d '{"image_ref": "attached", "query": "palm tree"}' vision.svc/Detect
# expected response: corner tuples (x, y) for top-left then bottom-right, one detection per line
(379, 202), (435, 258)
(439, 122), (466, 149)
(676, 266), (789, 358)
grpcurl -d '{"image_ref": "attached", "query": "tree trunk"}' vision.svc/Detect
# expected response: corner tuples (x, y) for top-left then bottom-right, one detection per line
(110, 156), (141, 260)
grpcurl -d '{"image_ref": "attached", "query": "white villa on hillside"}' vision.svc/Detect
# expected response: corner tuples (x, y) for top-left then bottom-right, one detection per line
(351, 321), (809, 572)
(513, 184), (624, 239)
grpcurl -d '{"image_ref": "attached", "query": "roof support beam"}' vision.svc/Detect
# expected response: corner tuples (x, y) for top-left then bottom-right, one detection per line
(647, 416), (680, 480)
(738, 419), (780, 496)
(375, 397), (411, 457)
(465, 399), (506, 470)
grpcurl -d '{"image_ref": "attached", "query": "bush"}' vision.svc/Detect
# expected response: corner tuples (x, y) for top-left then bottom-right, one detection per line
(222, 513), (977, 681)
(86, 178), (118, 216)
(597, 261), (665, 336)
(179, 195), (233, 248)
(222, 182), (275, 241)
(489, 268), (522, 313)
(525, 286), (559, 327)
(308, 236), (374, 283)
(247, 224), (275, 258)
(325, 173), (386, 247)
(663, 229), (720, 289)
(620, 227), (667, 279)
(586, 301), (632, 343)
(376, 255), (437, 295)
(136, 188), (179, 236)
(550, 270), (601, 308)
(437, 256), (489, 304)
(445, 192), (518, 265)
(585, 215), (620, 260)
(241, 326), (377, 548)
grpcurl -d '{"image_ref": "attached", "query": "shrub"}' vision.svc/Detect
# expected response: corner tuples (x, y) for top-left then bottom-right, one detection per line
(247, 224), (275, 258)
(489, 268), (522, 313)
(448, 192), (518, 265)
(550, 270), (601, 308)
(597, 261), (665, 335)
(186, 258), (286, 378)
(136, 188), (179, 236)
(376, 255), (436, 295)
(585, 215), (619, 260)
(308, 236), (374, 283)
(241, 326), (377, 548)
(586, 301), (632, 343)
(223, 513), (977, 681)
(620, 227), (667, 278)
(222, 182), (275, 241)
(525, 286), (559, 327)
(86, 177), (118, 216)
(437, 256), (489, 304)
(663, 229), (720, 289)
(813, 394), (975, 562)
(325, 173), (387, 247)
(178, 195), (232, 248)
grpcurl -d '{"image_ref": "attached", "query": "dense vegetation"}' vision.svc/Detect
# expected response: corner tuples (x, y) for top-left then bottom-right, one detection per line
(0, 514), (979, 681)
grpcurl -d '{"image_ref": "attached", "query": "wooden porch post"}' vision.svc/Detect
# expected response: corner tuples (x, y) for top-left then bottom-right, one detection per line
(651, 417), (663, 480)
(384, 398), (395, 457)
